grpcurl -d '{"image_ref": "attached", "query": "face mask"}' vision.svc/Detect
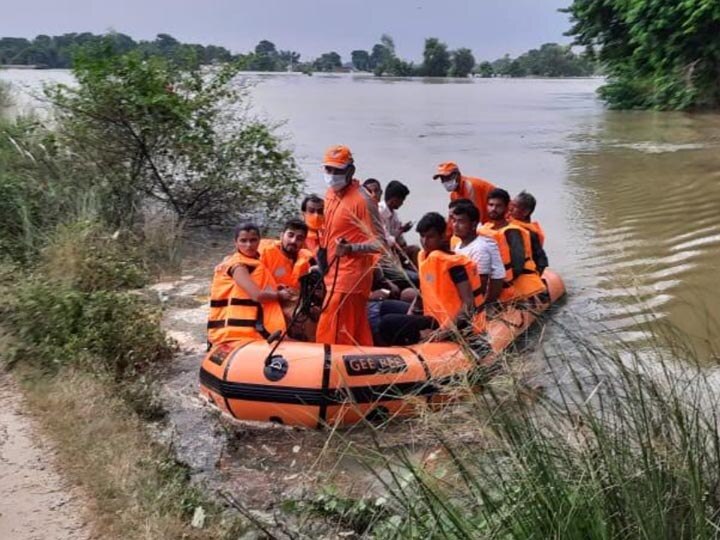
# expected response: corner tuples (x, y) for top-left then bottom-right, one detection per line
(442, 178), (459, 192)
(304, 213), (324, 230)
(324, 173), (348, 191)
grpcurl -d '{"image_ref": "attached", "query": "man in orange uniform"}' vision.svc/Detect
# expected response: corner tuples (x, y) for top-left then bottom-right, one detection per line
(260, 219), (314, 289)
(433, 161), (496, 224)
(480, 188), (545, 302)
(301, 194), (324, 253)
(510, 190), (548, 275)
(316, 145), (382, 346)
(207, 223), (292, 350)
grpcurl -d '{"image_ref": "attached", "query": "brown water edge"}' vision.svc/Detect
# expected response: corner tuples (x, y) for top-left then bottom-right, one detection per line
(0, 375), (91, 540)
(562, 109), (720, 356)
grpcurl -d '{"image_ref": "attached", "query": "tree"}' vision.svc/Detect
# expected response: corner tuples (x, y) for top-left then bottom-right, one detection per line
(278, 50), (301, 70)
(564, 0), (720, 109)
(313, 51), (342, 72)
(351, 50), (370, 71)
(422, 38), (451, 77)
(249, 39), (280, 71)
(477, 61), (494, 78)
(45, 40), (305, 227)
(450, 48), (475, 78)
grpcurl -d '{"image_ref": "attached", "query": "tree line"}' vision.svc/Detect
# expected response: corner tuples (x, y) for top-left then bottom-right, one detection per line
(564, 0), (720, 110)
(1, 31), (597, 78)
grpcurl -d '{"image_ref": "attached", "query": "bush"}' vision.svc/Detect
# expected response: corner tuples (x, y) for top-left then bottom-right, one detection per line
(40, 220), (148, 292)
(4, 279), (174, 376)
(46, 39), (306, 228)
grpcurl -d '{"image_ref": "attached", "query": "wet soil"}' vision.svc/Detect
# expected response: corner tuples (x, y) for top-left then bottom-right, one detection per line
(0, 375), (91, 540)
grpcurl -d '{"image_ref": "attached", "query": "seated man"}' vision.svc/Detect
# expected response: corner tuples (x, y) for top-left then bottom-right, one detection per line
(378, 213), (486, 347)
(479, 189), (545, 303)
(207, 222), (291, 349)
(450, 198), (504, 308)
(260, 219), (317, 339)
(380, 180), (420, 266)
(362, 178), (383, 203)
(300, 194), (324, 253)
(260, 219), (314, 290)
(510, 190), (549, 275)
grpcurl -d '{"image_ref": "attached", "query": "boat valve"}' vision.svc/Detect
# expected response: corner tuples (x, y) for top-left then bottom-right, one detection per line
(264, 354), (288, 382)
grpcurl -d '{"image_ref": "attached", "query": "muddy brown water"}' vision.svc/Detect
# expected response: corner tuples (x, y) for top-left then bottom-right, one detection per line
(4, 71), (720, 511)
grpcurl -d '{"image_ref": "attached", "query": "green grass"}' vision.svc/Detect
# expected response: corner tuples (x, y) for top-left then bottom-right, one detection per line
(289, 313), (720, 539)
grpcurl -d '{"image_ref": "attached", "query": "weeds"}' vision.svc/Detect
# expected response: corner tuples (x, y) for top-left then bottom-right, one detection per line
(19, 369), (247, 539)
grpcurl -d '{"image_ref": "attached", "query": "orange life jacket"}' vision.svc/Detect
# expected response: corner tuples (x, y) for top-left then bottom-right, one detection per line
(259, 240), (312, 289)
(511, 219), (545, 247)
(207, 251), (286, 346)
(479, 222), (545, 301)
(418, 249), (486, 334)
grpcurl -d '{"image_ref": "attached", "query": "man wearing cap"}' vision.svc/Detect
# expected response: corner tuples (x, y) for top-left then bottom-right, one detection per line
(433, 162), (496, 224)
(316, 145), (383, 346)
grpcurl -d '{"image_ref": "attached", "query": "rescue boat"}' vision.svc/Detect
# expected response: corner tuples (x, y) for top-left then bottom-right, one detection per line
(199, 269), (565, 428)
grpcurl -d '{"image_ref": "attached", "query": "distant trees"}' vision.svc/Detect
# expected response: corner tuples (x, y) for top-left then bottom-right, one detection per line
(351, 50), (370, 71)
(1, 31), (600, 80)
(0, 32), (234, 68)
(450, 48), (475, 78)
(473, 44), (597, 78)
(564, 0), (720, 110)
(313, 52), (342, 72)
(421, 38), (451, 77)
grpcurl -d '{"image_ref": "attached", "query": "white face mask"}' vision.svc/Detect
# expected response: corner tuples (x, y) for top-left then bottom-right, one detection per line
(324, 172), (348, 191)
(442, 178), (459, 192)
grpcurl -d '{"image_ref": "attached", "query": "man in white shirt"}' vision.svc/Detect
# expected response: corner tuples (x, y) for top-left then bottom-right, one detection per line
(450, 198), (504, 307)
(379, 180), (419, 262)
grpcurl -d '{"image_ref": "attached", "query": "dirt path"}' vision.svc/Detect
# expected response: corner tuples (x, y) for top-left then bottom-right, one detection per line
(0, 375), (91, 540)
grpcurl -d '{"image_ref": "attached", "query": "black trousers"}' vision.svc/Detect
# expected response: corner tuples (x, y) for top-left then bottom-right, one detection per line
(376, 300), (437, 346)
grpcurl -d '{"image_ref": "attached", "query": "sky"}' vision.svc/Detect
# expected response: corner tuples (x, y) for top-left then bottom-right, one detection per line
(1, 0), (573, 62)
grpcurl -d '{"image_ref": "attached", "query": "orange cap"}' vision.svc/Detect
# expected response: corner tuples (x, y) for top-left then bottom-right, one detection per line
(323, 145), (354, 169)
(433, 161), (459, 179)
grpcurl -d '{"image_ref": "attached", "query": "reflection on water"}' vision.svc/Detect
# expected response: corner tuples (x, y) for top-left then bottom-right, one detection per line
(566, 111), (720, 351)
(3, 70), (720, 350)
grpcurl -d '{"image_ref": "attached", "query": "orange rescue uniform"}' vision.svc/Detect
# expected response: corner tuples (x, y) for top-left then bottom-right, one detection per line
(418, 249), (486, 334)
(316, 180), (379, 346)
(479, 222), (545, 302)
(207, 251), (286, 347)
(259, 240), (313, 289)
(451, 175), (496, 224)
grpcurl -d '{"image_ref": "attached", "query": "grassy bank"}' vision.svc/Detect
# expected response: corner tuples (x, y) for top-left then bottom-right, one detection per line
(283, 315), (720, 538)
(16, 368), (247, 539)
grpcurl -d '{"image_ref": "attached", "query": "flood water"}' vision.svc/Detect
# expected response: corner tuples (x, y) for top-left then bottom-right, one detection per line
(4, 69), (720, 350)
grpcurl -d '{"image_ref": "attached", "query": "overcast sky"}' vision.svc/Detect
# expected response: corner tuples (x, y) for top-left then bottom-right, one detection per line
(1, 0), (573, 62)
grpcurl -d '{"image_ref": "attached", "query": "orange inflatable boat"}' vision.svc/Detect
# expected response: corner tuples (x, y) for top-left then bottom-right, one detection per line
(199, 270), (565, 428)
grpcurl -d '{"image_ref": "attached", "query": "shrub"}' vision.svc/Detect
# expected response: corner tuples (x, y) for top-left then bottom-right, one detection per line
(4, 279), (174, 376)
(46, 39), (306, 228)
(40, 220), (148, 292)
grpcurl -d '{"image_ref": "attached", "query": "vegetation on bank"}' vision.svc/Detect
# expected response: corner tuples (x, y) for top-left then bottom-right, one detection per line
(0, 42), (303, 537)
(1, 30), (598, 78)
(565, 0), (720, 110)
(271, 317), (720, 539)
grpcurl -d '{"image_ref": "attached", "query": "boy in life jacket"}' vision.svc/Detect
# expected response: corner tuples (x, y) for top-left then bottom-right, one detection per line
(449, 199), (505, 308)
(206, 223), (293, 350)
(260, 219), (317, 339)
(480, 188), (545, 303)
(301, 194), (324, 254)
(378, 213), (486, 348)
(510, 190), (549, 275)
